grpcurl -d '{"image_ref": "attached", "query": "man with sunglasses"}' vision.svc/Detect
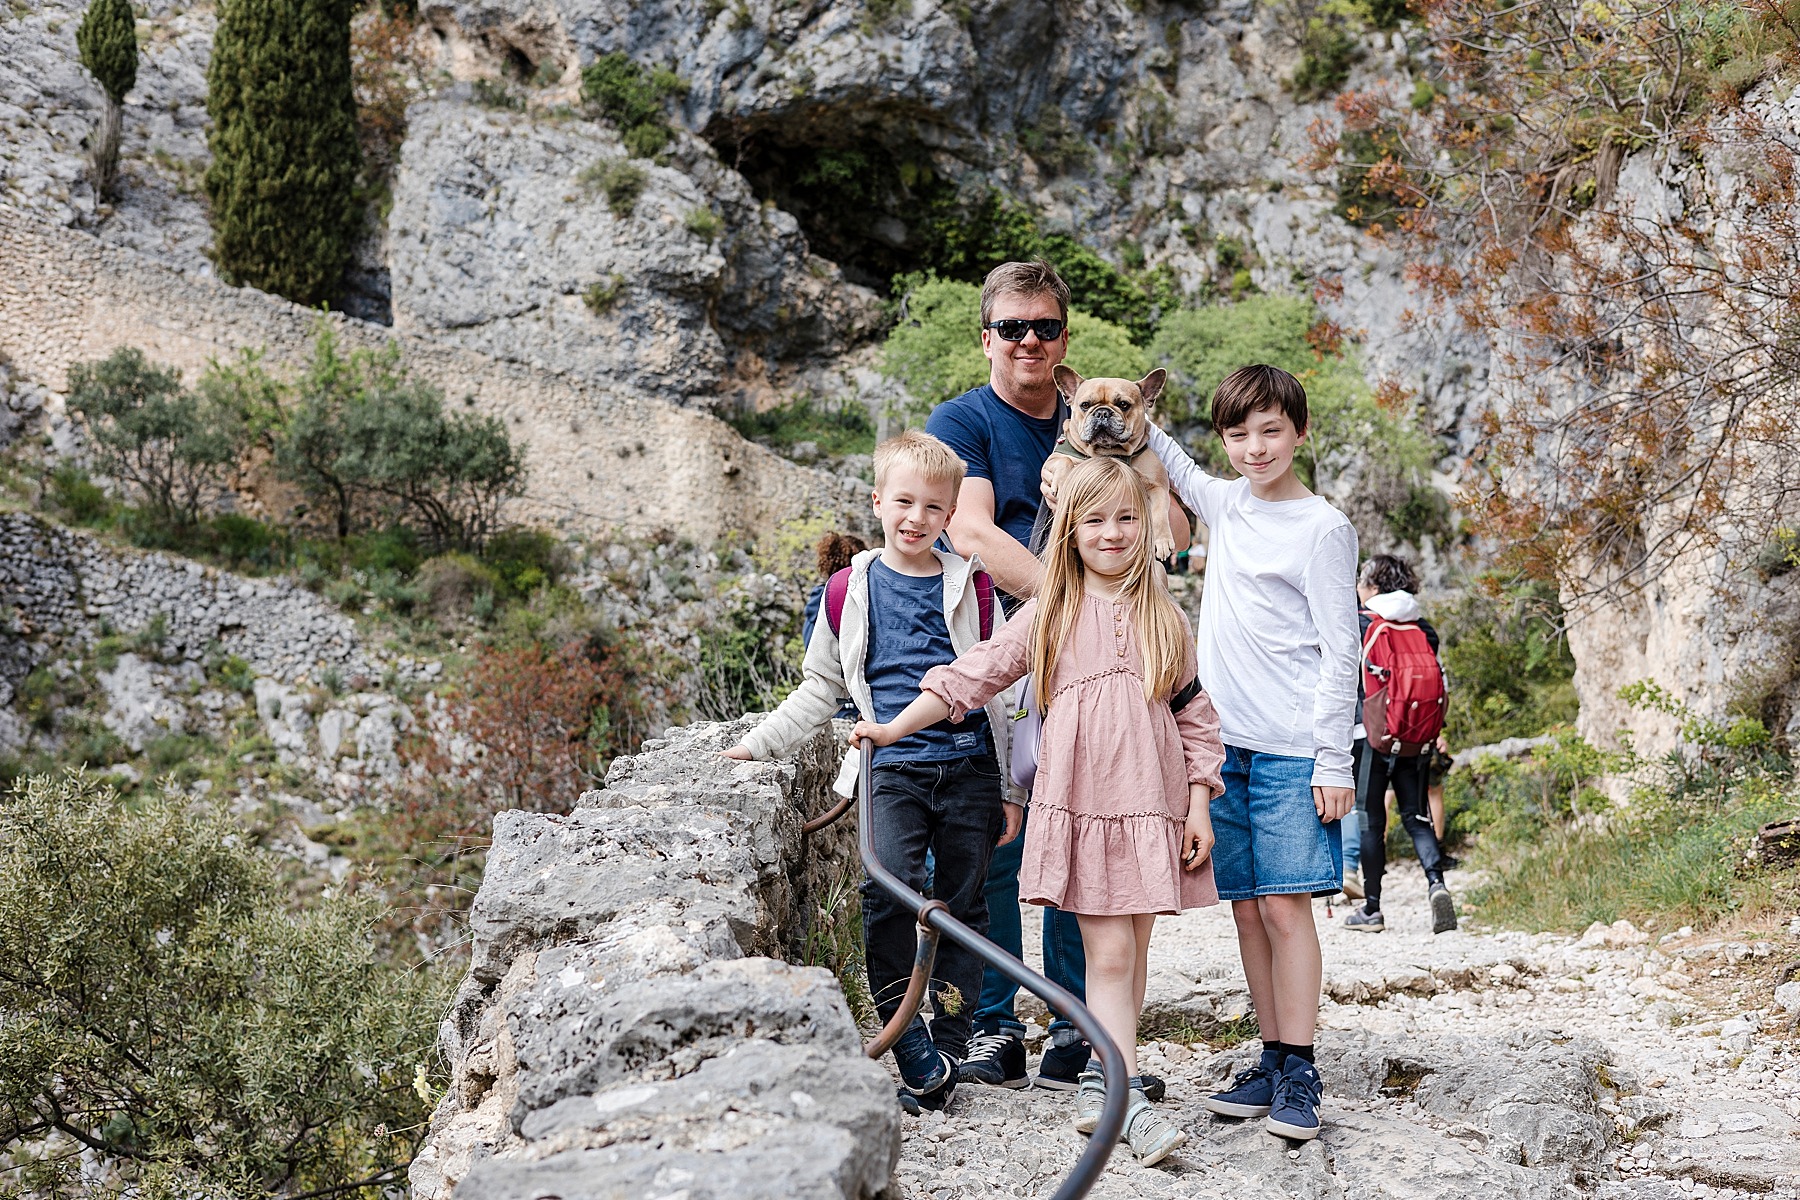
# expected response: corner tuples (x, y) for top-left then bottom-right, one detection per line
(926, 260), (1189, 1099)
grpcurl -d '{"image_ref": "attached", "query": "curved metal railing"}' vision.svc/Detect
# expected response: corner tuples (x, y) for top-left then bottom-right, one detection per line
(829, 736), (1130, 1200)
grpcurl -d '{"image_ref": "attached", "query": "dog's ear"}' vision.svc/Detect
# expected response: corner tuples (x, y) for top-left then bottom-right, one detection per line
(1053, 364), (1086, 398)
(1136, 368), (1167, 408)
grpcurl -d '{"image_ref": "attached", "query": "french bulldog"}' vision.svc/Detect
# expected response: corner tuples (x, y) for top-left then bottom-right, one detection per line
(1041, 365), (1177, 563)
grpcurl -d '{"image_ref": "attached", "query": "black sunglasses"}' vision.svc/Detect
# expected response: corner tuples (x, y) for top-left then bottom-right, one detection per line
(984, 318), (1066, 342)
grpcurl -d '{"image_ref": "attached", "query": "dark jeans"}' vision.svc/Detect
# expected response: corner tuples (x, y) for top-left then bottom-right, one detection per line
(863, 754), (1004, 1061)
(1355, 738), (1446, 910)
(971, 806), (1087, 1041)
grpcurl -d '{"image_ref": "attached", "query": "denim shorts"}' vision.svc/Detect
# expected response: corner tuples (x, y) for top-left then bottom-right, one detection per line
(1212, 744), (1343, 900)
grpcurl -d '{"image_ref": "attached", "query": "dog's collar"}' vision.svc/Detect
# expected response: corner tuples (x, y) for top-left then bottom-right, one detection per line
(1053, 438), (1152, 463)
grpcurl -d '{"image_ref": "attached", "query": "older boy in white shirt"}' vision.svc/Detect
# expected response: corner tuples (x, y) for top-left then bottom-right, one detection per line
(1147, 364), (1360, 1140)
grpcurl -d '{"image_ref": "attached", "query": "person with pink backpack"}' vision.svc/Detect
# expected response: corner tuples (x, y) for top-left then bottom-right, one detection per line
(1340, 553), (1456, 934)
(722, 431), (1023, 1114)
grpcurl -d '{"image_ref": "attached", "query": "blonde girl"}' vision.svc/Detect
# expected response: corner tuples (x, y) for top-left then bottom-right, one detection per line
(853, 455), (1223, 1166)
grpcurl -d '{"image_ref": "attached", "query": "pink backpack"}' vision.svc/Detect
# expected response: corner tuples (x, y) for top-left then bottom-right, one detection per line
(823, 566), (995, 639)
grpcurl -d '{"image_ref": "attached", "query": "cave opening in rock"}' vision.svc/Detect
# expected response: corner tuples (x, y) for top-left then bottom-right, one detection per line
(707, 127), (944, 292)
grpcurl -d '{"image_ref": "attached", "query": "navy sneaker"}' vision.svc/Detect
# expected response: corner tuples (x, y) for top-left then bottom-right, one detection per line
(895, 1070), (957, 1114)
(1202, 1045), (1281, 1118)
(1343, 904), (1385, 932)
(1036, 1039), (1165, 1101)
(892, 1019), (949, 1095)
(1264, 1056), (1323, 1140)
(957, 1031), (1029, 1089)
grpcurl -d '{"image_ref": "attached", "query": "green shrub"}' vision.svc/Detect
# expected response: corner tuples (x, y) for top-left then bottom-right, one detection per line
(727, 395), (877, 459)
(209, 653), (258, 695)
(1434, 576), (1578, 748)
(205, 0), (361, 306)
(471, 76), (523, 110)
(580, 52), (684, 158)
(879, 275), (1150, 418)
(45, 463), (116, 526)
(1289, 11), (1364, 99)
(414, 553), (501, 621)
(0, 772), (445, 1199)
(685, 205), (723, 242)
(1147, 295), (1399, 471)
(67, 348), (252, 529)
(579, 157), (648, 217)
(482, 527), (567, 595)
(583, 275), (625, 312)
(210, 512), (288, 570)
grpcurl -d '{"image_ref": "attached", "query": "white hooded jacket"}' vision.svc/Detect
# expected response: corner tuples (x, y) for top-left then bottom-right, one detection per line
(740, 548), (1024, 804)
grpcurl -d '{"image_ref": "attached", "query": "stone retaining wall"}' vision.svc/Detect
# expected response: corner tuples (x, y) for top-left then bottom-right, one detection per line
(0, 210), (869, 546)
(0, 508), (393, 694)
(410, 713), (899, 1200)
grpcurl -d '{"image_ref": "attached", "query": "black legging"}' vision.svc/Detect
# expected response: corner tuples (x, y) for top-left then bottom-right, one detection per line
(1354, 738), (1446, 911)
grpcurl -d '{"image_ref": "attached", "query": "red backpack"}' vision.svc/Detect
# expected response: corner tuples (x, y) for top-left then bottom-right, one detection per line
(1360, 610), (1446, 756)
(824, 566), (995, 640)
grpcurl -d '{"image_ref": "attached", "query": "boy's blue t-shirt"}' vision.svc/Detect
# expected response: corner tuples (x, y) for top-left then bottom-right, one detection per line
(865, 559), (990, 766)
(926, 384), (1060, 549)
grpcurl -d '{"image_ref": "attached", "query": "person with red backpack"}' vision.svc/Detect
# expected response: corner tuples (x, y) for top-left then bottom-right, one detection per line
(1342, 554), (1457, 934)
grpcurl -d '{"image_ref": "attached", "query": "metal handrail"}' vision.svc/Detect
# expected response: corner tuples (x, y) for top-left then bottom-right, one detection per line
(853, 737), (1129, 1199)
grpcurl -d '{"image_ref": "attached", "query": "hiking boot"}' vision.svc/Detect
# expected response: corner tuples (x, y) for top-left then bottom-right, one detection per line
(1037, 1039), (1165, 1101)
(1201, 1045), (1280, 1118)
(1341, 869), (1365, 900)
(1430, 882), (1459, 934)
(892, 1019), (950, 1096)
(956, 1030), (1029, 1089)
(1124, 1088), (1187, 1166)
(1264, 1056), (1323, 1140)
(1343, 904), (1385, 932)
(1073, 1068), (1105, 1134)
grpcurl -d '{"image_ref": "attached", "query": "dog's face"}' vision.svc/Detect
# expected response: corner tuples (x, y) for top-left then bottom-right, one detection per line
(1053, 366), (1167, 455)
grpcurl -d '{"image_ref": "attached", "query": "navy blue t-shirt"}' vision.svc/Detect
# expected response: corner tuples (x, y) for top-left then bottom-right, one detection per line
(865, 559), (990, 766)
(926, 384), (1061, 549)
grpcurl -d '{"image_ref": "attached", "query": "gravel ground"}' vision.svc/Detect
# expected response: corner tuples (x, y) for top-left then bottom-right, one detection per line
(889, 866), (1800, 1199)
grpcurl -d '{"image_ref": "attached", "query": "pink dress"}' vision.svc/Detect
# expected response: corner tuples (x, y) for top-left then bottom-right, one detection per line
(921, 596), (1224, 916)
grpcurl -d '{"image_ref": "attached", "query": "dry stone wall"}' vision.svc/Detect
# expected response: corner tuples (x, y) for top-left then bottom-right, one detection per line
(0, 209), (870, 546)
(412, 714), (899, 1200)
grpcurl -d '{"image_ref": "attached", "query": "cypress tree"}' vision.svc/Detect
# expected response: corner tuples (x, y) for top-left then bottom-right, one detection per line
(204, 0), (361, 307)
(76, 0), (137, 197)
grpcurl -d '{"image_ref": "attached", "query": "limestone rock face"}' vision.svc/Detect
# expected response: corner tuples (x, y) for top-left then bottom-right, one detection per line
(411, 716), (894, 1200)
(388, 98), (880, 404)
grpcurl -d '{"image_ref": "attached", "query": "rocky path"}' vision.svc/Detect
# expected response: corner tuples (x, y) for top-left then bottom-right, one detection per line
(892, 868), (1800, 1200)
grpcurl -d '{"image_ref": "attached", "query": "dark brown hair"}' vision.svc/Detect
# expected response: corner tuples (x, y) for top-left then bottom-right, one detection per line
(1359, 553), (1418, 594)
(980, 260), (1071, 326)
(815, 531), (867, 579)
(1210, 363), (1309, 434)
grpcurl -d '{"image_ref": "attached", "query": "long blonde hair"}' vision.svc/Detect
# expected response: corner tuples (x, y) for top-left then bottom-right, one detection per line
(1029, 457), (1188, 713)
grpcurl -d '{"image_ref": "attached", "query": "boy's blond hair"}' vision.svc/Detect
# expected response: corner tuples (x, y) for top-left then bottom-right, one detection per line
(872, 429), (967, 494)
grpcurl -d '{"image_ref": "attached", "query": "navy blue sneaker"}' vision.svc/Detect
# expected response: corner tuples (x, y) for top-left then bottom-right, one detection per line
(957, 1031), (1029, 1088)
(1202, 1046), (1281, 1118)
(893, 1019), (950, 1095)
(1264, 1056), (1323, 1140)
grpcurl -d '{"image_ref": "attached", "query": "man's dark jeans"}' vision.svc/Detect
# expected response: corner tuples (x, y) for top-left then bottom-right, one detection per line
(1355, 738), (1446, 909)
(863, 754), (1004, 1061)
(972, 807), (1087, 1042)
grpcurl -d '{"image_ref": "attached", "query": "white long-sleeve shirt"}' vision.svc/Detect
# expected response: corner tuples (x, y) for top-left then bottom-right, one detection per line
(1149, 426), (1361, 788)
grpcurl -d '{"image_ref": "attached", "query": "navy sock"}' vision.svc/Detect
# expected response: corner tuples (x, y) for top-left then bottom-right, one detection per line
(1284, 1043), (1316, 1065)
